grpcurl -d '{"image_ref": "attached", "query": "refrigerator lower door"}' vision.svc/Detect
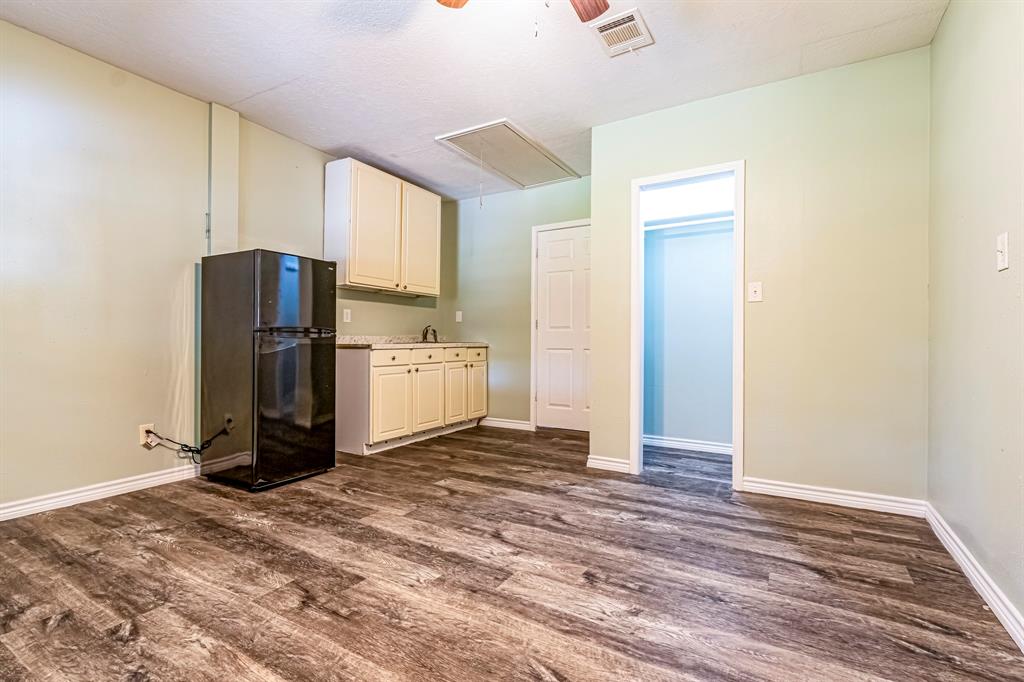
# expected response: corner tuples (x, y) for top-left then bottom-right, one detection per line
(254, 331), (336, 489)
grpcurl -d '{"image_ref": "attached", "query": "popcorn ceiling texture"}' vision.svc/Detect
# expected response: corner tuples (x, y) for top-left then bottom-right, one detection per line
(0, 1), (947, 200)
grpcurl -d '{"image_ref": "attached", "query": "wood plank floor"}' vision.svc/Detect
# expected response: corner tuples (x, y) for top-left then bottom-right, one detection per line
(1, 426), (1021, 681)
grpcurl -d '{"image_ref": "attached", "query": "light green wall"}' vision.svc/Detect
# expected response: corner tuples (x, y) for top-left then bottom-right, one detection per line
(590, 49), (931, 497)
(1, 21), (209, 502)
(235, 118), (449, 339)
(929, 0), (1024, 617)
(446, 178), (591, 421)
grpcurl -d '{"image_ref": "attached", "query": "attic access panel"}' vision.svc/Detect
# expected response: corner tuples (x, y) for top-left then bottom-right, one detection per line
(435, 119), (579, 189)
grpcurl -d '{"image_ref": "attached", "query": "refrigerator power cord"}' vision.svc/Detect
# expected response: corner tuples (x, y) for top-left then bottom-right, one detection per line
(146, 426), (229, 465)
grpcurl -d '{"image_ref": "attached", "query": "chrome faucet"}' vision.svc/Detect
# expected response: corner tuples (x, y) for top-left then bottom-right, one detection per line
(421, 325), (438, 343)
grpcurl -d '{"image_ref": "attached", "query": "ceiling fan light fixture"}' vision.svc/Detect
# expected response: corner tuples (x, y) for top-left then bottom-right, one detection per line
(569, 0), (610, 22)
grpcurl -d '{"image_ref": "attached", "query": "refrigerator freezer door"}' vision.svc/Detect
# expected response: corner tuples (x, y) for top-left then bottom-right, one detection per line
(256, 251), (336, 331)
(254, 331), (336, 488)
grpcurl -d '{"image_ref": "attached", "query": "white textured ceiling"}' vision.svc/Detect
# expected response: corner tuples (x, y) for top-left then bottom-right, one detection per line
(1, 0), (948, 199)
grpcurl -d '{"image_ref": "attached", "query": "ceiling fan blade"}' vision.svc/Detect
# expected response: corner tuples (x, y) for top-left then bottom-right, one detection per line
(436, 0), (469, 7)
(569, 0), (610, 22)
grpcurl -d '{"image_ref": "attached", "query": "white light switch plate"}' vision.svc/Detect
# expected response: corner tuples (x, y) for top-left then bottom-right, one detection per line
(747, 282), (763, 302)
(996, 232), (1009, 271)
(455, 310), (463, 323)
(342, 308), (352, 323)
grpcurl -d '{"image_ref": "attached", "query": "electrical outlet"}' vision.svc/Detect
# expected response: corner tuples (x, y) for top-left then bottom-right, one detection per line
(455, 310), (463, 323)
(139, 423), (155, 447)
(342, 308), (352, 322)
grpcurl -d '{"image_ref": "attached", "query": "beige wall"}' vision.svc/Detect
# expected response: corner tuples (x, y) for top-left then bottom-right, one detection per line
(0, 21), (208, 502)
(929, 0), (1024, 616)
(445, 178), (591, 421)
(590, 49), (931, 497)
(238, 118), (332, 257)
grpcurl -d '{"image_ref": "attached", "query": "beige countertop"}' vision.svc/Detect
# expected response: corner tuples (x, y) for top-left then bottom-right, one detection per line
(335, 335), (487, 350)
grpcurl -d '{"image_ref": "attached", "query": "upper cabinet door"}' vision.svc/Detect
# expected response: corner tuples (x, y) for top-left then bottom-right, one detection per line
(349, 162), (402, 291)
(401, 182), (441, 296)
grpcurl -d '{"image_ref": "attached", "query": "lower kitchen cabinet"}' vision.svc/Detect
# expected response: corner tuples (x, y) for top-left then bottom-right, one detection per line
(370, 365), (412, 442)
(444, 361), (468, 425)
(468, 361), (488, 419)
(412, 362), (445, 432)
(336, 345), (488, 455)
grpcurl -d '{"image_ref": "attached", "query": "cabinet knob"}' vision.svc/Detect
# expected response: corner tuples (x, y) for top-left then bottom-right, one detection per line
(469, 363), (473, 368)
(414, 367), (419, 372)
(394, 283), (399, 288)
(427, 354), (432, 359)
(391, 355), (396, 361)
(407, 368), (411, 373)
(402, 285), (408, 290)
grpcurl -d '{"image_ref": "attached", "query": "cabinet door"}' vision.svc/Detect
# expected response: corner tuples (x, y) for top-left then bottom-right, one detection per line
(412, 363), (445, 433)
(444, 362), (468, 425)
(401, 182), (441, 296)
(468, 361), (488, 420)
(349, 162), (402, 290)
(371, 365), (412, 442)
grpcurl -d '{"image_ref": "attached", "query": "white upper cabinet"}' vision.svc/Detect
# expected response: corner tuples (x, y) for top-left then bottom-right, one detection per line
(401, 182), (441, 296)
(324, 158), (441, 297)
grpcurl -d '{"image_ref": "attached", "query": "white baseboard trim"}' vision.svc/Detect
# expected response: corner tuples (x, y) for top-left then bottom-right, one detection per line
(741, 477), (928, 518)
(479, 417), (536, 432)
(586, 455), (631, 473)
(925, 503), (1024, 652)
(643, 435), (732, 455)
(0, 464), (200, 522)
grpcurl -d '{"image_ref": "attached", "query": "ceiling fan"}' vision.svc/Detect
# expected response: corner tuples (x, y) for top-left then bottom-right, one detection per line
(436, 0), (610, 23)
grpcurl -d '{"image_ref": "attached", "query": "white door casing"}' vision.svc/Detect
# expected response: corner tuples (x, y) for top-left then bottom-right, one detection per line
(535, 224), (591, 431)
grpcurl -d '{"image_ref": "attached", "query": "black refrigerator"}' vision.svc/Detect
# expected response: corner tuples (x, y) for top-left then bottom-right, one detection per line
(200, 249), (336, 491)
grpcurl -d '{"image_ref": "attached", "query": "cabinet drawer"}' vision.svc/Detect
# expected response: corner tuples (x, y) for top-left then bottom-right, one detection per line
(371, 349), (411, 367)
(411, 348), (444, 364)
(467, 347), (487, 362)
(444, 347), (468, 362)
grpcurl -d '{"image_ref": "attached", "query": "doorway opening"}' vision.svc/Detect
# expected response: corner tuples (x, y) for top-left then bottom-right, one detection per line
(629, 162), (744, 488)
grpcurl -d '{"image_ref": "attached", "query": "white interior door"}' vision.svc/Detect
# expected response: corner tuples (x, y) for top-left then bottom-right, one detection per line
(536, 224), (590, 431)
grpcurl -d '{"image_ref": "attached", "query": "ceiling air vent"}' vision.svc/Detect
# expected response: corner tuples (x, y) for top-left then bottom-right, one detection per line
(591, 8), (654, 57)
(435, 119), (579, 190)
